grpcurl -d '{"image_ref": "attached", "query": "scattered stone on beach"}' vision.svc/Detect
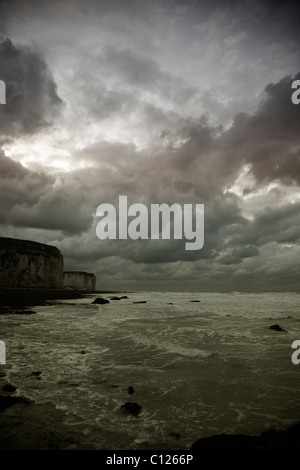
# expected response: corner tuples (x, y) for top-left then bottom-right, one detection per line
(92, 297), (110, 304)
(269, 324), (286, 332)
(121, 402), (142, 416)
(111, 384), (119, 388)
(190, 300), (200, 303)
(120, 296), (128, 299)
(133, 301), (147, 304)
(167, 302), (173, 305)
(2, 384), (16, 393)
(79, 350), (86, 354)
(169, 432), (181, 439)
(128, 386), (135, 395)
(110, 296), (121, 300)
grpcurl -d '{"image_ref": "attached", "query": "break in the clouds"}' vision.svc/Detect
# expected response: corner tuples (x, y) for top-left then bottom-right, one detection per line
(0, 0), (300, 291)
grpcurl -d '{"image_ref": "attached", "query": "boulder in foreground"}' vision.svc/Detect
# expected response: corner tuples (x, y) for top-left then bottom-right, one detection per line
(121, 402), (142, 416)
(190, 422), (300, 450)
(92, 297), (110, 304)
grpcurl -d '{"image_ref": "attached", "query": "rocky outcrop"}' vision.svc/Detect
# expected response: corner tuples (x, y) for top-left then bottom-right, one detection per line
(63, 271), (96, 291)
(92, 297), (109, 304)
(121, 402), (142, 416)
(190, 422), (300, 450)
(0, 237), (63, 288)
(269, 324), (286, 332)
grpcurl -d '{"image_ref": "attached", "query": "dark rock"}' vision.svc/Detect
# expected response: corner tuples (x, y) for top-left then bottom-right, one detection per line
(92, 297), (110, 304)
(190, 422), (300, 450)
(110, 296), (121, 300)
(167, 303), (173, 305)
(269, 324), (286, 332)
(133, 301), (147, 304)
(80, 350), (86, 354)
(0, 395), (30, 410)
(169, 432), (180, 439)
(58, 381), (79, 387)
(2, 384), (16, 393)
(190, 300), (200, 303)
(29, 371), (42, 379)
(128, 386), (135, 395)
(121, 402), (142, 416)
(111, 385), (119, 388)
(120, 296), (128, 299)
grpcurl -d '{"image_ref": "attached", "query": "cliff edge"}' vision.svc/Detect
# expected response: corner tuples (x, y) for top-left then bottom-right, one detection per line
(0, 237), (63, 289)
(63, 271), (96, 291)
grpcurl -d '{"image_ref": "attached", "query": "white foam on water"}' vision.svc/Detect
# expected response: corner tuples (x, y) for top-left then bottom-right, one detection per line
(1, 291), (300, 449)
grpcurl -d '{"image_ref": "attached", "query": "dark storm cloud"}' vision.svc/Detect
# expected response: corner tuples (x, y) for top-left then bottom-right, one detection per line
(0, 0), (299, 290)
(40, 147), (247, 265)
(98, 45), (196, 105)
(232, 245), (259, 258)
(0, 151), (53, 222)
(7, 195), (92, 234)
(0, 152), (92, 234)
(221, 72), (300, 184)
(43, 65), (300, 265)
(218, 255), (242, 265)
(228, 202), (300, 247)
(0, 37), (62, 136)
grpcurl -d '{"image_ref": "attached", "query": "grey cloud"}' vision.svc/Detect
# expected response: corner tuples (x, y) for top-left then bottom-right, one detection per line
(222, 72), (300, 185)
(0, 152), (92, 234)
(98, 45), (196, 105)
(7, 196), (92, 234)
(0, 37), (62, 136)
(218, 255), (242, 265)
(0, 152), (54, 222)
(228, 202), (300, 247)
(232, 245), (259, 258)
(0, 1), (299, 291)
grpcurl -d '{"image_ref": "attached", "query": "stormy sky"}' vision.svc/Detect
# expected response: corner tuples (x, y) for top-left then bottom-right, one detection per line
(0, 0), (300, 291)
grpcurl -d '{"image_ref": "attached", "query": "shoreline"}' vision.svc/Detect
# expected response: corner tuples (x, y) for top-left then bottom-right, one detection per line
(0, 288), (87, 310)
(0, 288), (133, 310)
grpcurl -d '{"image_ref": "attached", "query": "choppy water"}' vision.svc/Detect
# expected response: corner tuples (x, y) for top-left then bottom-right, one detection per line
(1, 291), (300, 449)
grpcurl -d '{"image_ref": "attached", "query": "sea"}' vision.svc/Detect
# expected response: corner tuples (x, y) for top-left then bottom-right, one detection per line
(1, 291), (300, 450)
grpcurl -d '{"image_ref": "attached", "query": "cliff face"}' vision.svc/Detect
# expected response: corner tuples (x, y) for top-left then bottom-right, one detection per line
(63, 271), (96, 291)
(0, 237), (63, 288)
